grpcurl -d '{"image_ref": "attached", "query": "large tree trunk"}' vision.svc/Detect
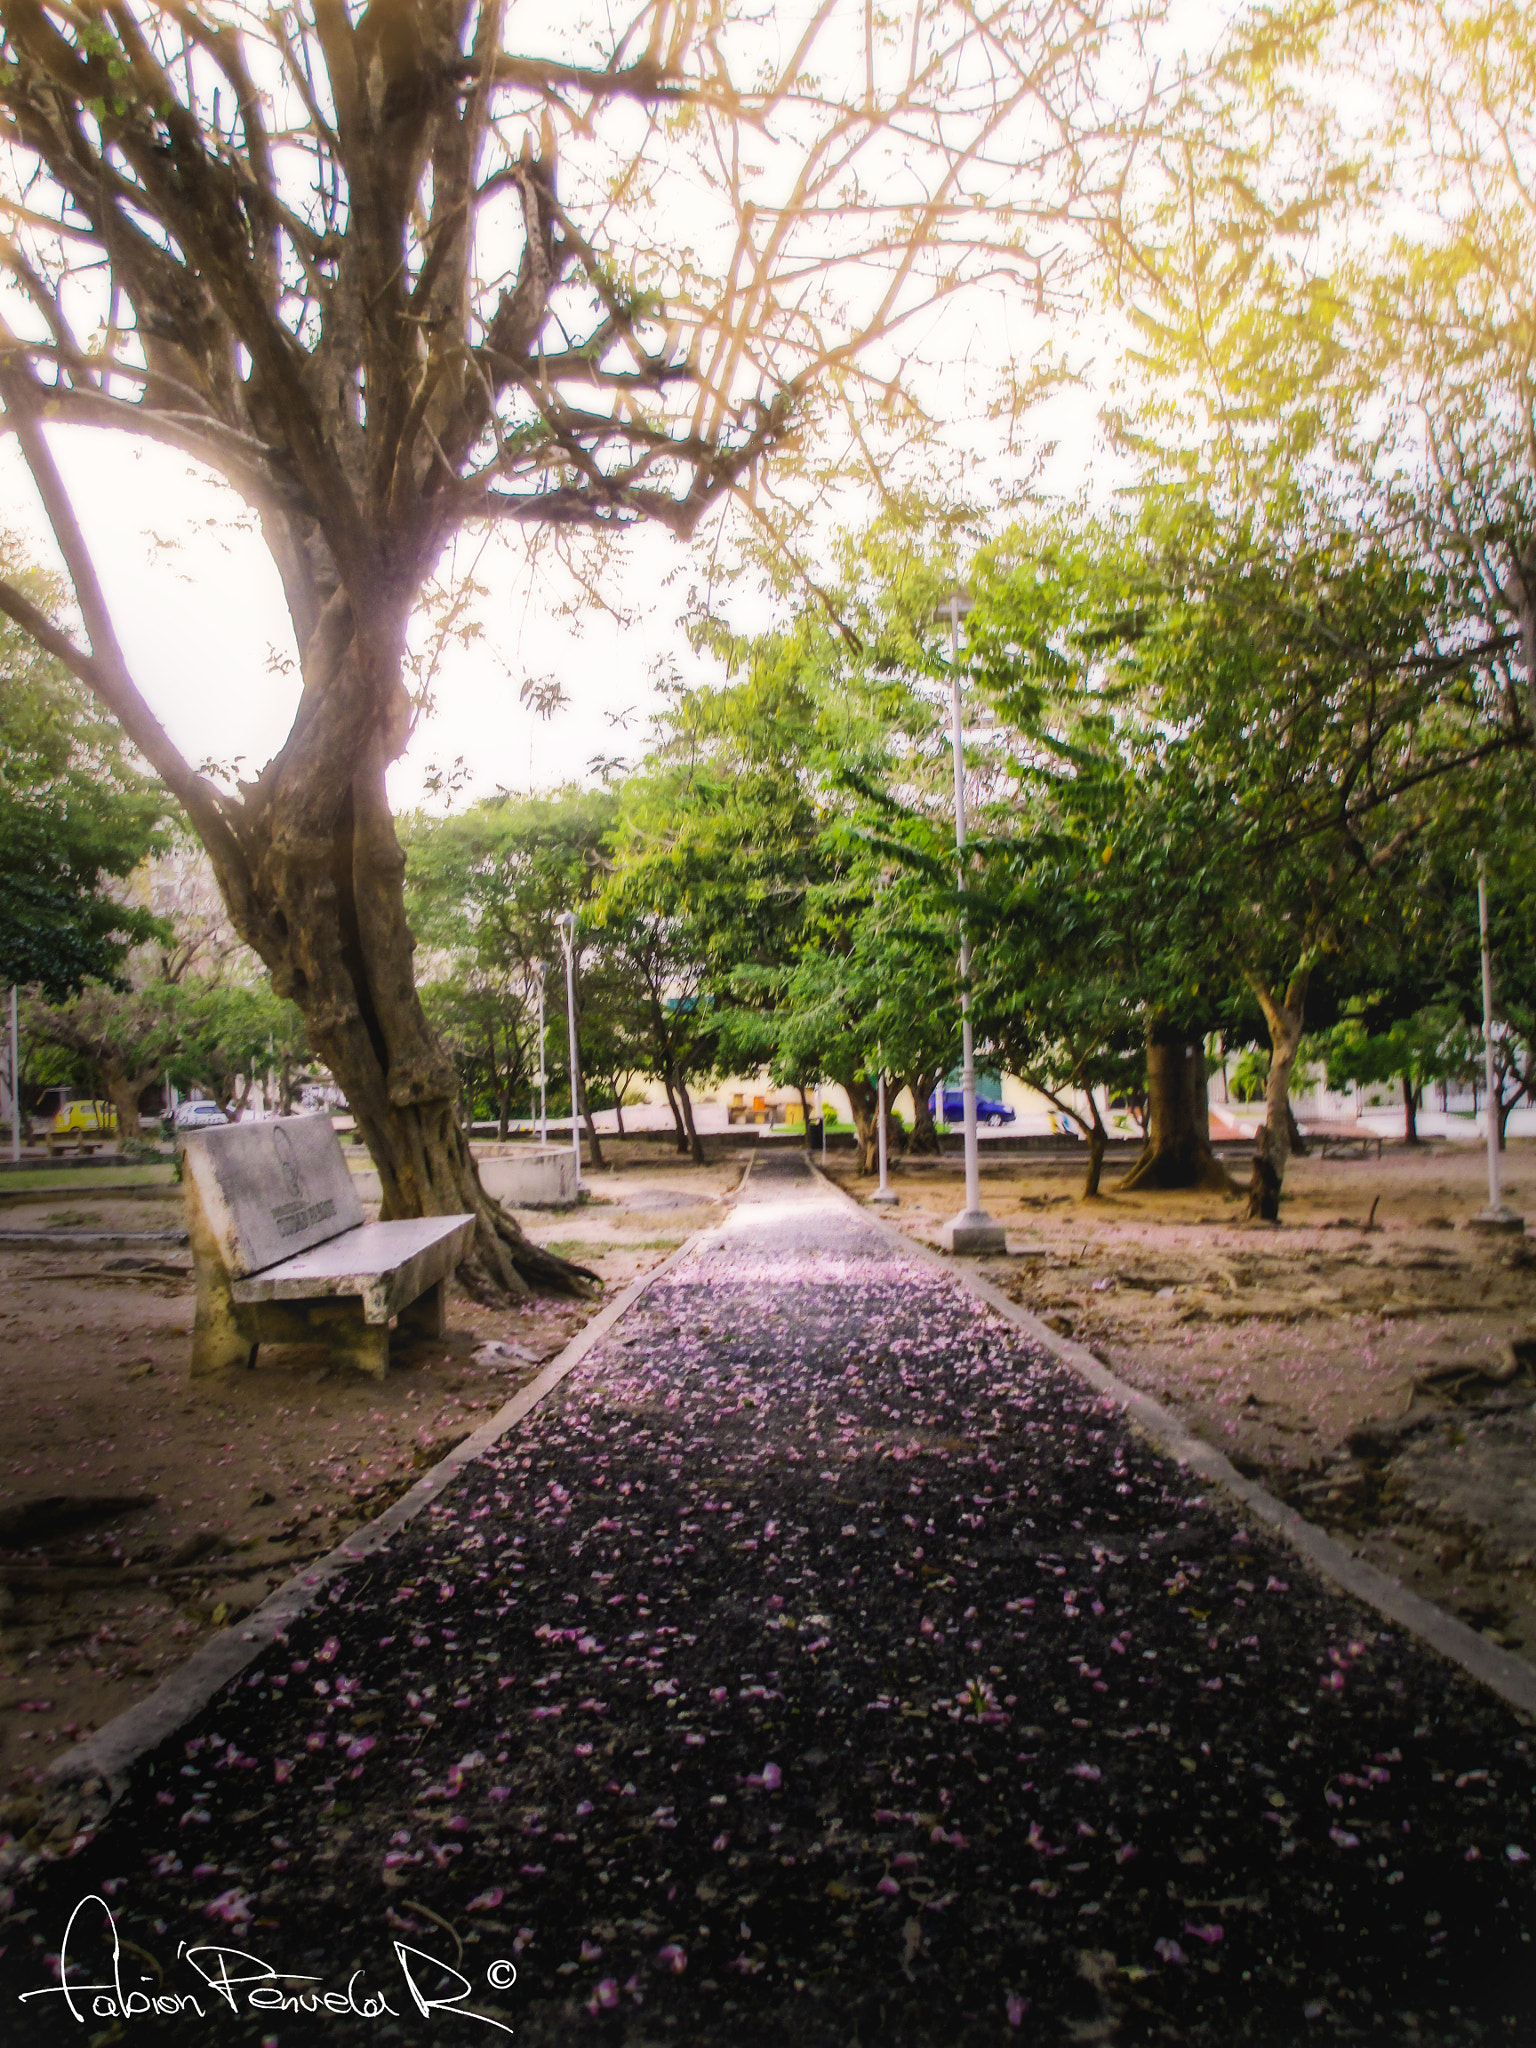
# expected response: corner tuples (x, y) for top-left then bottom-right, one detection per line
(906, 1068), (942, 1155)
(216, 740), (592, 1301)
(846, 1074), (879, 1175)
(798, 1082), (814, 1153)
(676, 1077), (706, 1167)
(1493, 1049), (1535, 1150)
(575, 1065), (606, 1172)
(101, 1060), (156, 1142)
(1081, 1092), (1110, 1200)
(1119, 1028), (1234, 1193)
(1246, 972), (1310, 1222)
(0, 318), (584, 1298)
(662, 1073), (689, 1155)
(1402, 1075), (1420, 1145)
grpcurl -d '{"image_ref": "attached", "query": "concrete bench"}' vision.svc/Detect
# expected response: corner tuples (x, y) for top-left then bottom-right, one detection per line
(45, 1131), (100, 1157)
(1299, 1120), (1384, 1161)
(181, 1115), (474, 1379)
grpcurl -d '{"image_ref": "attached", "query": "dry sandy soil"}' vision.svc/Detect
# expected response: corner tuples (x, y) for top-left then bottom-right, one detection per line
(828, 1137), (1536, 1678)
(0, 1141), (745, 1814)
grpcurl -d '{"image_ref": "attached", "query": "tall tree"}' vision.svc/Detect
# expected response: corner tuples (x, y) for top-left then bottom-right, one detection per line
(405, 788), (617, 1158)
(0, 0), (1152, 1293)
(968, 504), (1516, 1214)
(600, 660), (831, 1156)
(25, 979), (184, 1136)
(1105, 0), (1535, 732)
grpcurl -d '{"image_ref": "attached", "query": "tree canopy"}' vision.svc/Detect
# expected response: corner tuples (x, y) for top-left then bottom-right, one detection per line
(0, 0), (1166, 1296)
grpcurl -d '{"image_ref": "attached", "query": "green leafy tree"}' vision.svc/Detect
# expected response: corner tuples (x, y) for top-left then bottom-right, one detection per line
(24, 980), (185, 1138)
(178, 981), (312, 1122)
(0, 587), (169, 998)
(599, 664), (831, 1159)
(1347, 774), (1536, 1149)
(1321, 1002), (1470, 1147)
(1107, 1), (1536, 744)
(967, 502), (1515, 1215)
(405, 790), (617, 1162)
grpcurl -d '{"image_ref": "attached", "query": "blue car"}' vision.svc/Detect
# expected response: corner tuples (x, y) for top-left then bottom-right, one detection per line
(931, 1087), (1015, 1128)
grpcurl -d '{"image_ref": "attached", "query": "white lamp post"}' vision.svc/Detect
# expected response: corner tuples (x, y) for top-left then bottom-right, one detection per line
(871, 1065), (898, 1205)
(532, 958), (548, 1145)
(555, 913), (582, 1194)
(7, 983), (19, 1163)
(1471, 851), (1523, 1231)
(934, 588), (1005, 1254)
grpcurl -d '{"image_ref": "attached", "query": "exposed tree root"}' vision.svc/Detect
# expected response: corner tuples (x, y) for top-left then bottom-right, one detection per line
(1118, 1143), (1239, 1195)
(457, 1195), (601, 1304)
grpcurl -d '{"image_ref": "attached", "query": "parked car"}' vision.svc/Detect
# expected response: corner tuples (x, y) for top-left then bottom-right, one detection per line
(173, 1100), (229, 1131)
(53, 1100), (116, 1134)
(930, 1087), (1016, 1128)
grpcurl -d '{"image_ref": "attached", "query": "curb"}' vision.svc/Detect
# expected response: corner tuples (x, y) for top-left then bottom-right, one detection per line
(0, 1230), (188, 1248)
(49, 1214), (732, 1795)
(812, 1162), (1536, 1724)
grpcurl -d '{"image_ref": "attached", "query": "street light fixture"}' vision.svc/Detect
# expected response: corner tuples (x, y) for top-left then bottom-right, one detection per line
(933, 586), (1006, 1255)
(555, 912), (582, 1195)
(531, 958), (548, 1146)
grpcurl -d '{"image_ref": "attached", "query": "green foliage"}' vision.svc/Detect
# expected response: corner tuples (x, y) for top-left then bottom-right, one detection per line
(963, 498), (1512, 1109)
(175, 981), (310, 1113)
(1319, 1001), (1473, 1101)
(0, 590), (171, 997)
(404, 788), (618, 1127)
(25, 973), (309, 1125)
(1228, 1046), (1270, 1105)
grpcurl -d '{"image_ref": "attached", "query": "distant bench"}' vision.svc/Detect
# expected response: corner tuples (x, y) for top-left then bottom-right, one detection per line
(45, 1131), (102, 1158)
(181, 1115), (474, 1379)
(1297, 1119), (1384, 1161)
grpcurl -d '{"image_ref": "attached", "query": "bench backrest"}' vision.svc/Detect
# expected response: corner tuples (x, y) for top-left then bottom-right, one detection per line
(181, 1114), (365, 1277)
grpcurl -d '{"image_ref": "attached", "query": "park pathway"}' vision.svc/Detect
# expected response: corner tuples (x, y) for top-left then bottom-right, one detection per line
(4, 1153), (1533, 2044)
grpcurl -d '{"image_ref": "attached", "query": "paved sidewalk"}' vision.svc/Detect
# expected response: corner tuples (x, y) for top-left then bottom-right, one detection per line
(3, 1154), (1533, 2043)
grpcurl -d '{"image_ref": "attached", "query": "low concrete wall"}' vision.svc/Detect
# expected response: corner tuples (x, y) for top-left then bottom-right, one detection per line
(480, 1147), (577, 1207)
(348, 1145), (577, 1209)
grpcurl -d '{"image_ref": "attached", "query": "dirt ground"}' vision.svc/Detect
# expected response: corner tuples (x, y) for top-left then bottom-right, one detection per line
(0, 1141), (745, 1813)
(828, 1137), (1536, 1677)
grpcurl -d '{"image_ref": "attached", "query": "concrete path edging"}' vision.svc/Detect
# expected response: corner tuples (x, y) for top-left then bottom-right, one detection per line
(49, 1203), (743, 1796)
(812, 1163), (1536, 1724)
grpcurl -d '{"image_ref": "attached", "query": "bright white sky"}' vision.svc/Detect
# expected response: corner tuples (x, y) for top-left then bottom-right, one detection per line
(0, 425), (726, 810)
(0, 0), (1233, 815)
(0, 376), (1111, 813)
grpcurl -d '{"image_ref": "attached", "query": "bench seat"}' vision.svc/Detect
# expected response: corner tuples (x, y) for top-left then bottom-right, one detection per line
(231, 1215), (473, 1323)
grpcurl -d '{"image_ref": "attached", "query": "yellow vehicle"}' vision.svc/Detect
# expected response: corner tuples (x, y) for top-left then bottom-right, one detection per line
(52, 1100), (117, 1134)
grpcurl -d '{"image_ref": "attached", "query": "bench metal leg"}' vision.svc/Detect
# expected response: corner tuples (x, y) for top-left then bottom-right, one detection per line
(398, 1279), (447, 1341)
